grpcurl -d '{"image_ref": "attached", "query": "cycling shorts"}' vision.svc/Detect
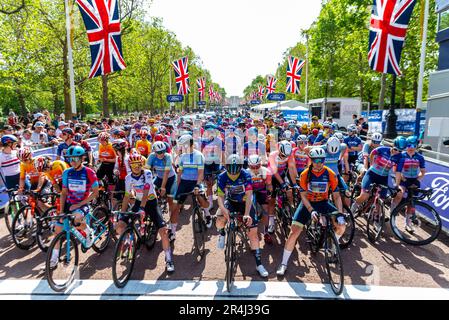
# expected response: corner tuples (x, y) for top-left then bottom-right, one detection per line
(224, 199), (259, 229)
(153, 175), (177, 198)
(118, 198), (166, 230)
(361, 171), (389, 197)
(174, 179), (198, 204)
(292, 200), (338, 227)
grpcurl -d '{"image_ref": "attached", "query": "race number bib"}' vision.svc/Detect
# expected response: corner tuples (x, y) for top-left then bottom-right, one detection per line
(309, 181), (328, 193)
(68, 179), (86, 193)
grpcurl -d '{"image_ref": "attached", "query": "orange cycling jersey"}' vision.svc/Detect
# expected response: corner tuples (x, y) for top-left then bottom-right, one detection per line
(99, 143), (116, 160)
(20, 161), (41, 184)
(298, 166), (338, 202)
(136, 140), (152, 157)
(45, 160), (69, 184)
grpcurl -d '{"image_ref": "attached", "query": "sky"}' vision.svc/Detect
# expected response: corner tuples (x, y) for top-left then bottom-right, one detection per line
(148, 0), (322, 97)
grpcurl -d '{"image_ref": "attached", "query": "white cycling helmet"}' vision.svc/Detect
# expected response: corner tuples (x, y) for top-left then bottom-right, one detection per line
(296, 134), (308, 143)
(371, 132), (383, 144)
(248, 154), (261, 167)
(334, 132), (344, 142)
(347, 124), (358, 133)
(279, 140), (293, 157)
(326, 136), (341, 154)
(282, 130), (292, 141)
(309, 147), (326, 159)
(152, 141), (167, 153)
(178, 134), (193, 146)
(258, 133), (265, 142)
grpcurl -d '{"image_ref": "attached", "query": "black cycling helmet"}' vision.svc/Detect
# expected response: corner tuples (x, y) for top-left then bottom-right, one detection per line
(226, 154), (243, 175)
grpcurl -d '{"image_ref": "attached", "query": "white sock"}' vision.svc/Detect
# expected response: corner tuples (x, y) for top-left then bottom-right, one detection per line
(171, 223), (177, 235)
(51, 249), (60, 261)
(164, 249), (172, 262)
(282, 249), (292, 266)
(269, 215), (275, 226)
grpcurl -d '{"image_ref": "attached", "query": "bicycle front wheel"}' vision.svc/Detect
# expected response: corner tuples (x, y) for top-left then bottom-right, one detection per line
(46, 232), (79, 292)
(11, 205), (37, 250)
(91, 207), (112, 254)
(112, 227), (137, 288)
(324, 230), (344, 296)
(339, 205), (355, 249)
(366, 203), (384, 244)
(5, 200), (20, 234)
(192, 207), (206, 259)
(390, 201), (442, 246)
(36, 206), (58, 252)
(225, 228), (237, 293)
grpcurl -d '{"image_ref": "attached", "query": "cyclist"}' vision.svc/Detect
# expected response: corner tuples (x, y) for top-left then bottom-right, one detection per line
(135, 129), (152, 157)
(147, 141), (177, 224)
(18, 147), (41, 193)
(354, 132), (383, 183)
(276, 147), (344, 276)
(201, 123), (225, 226)
(74, 133), (94, 168)
(310, 116), (323, 131)
(313, 122), (333, 145)
(97, 132), (117, 188)
(49, 146), (99, 268)
(0, 135), (21, 189)
(244, 127), (267, 167)
(344, 124), (363, 167)
(292, 135), (309, 180)
(350, 137), (404, 214)
(299, 123), (309, 136)
(308, 128), (319, 145)
(129, 122), (143, 148)
(116, 152), (174, 273)
(56, 128), (78, 164)
(267, 140), (298, 234)
(112, 139), (130, 202)
(34, 156), (68, 193)
(171, 134), (208, 241)
(394, 136), (426, 232)
(247, 154), (273, 244)
(215, 154), (269, 278)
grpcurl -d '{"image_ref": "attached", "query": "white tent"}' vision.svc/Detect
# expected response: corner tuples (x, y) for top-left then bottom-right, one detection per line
(251, 99), (307, 111)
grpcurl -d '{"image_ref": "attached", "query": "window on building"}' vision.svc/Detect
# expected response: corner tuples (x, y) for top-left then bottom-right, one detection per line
(439, 10), (449, 32)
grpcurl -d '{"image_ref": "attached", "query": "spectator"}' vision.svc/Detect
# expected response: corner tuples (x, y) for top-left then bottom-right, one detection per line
(46, 127), (59, 145)
(359, 117), (369, 139)
(31, 121), (48, 146)
(55, 121), (67, 138)
(21, 129), (34, 148)
(353, 114), (359, 126)
(7, 112), (18, 126)
(3, 125), (13, 135)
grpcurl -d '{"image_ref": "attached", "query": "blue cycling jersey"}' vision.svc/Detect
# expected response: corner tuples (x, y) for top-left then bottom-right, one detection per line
(368, 146), (401, 176)
(217, 169), (253, 202)
(147, 153), (176, 179)
(396, 151), (425, 179)
(178, 150), (205, 181)
(320, 145), (341, 175)
(344, 136), (362, 156)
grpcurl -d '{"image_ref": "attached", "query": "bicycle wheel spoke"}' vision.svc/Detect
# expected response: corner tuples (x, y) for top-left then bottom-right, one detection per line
(112, 229), (136, 288)
(324, 233), (344, 295)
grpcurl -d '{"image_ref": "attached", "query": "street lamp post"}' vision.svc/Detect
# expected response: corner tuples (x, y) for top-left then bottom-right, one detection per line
(319, 79), (334, 121)
(385, 75), (398, 139)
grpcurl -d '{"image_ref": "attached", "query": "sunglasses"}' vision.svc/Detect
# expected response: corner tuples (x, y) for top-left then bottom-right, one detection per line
(156, 150), (165, 155)
(67, 157), (82, 162)
(249, 164), (261, 170)
(297, 141), (306, 145)
(130, 162), (143, 167)
(312, 158), (325, 164)
(407, 144), (417, 148)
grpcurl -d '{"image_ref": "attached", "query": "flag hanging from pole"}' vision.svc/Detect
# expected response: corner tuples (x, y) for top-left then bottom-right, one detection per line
(172, 56), (190, 95)
(286, 56), (305, 94)
(75, 0), (127, 78)
(197, 77), (206, 101)
(257, 85), (265, 99)
(266, 75), (277, 95)
(208, 84), (215, 102)
(368, 0), (417, 75)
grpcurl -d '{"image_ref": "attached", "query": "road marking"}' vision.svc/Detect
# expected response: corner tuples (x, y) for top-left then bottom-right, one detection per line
(0, 279), (448, 300)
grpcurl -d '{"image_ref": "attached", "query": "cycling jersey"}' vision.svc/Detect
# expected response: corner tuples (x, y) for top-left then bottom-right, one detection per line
(99, 143), (116, 161)
(310, 123), (323, 131)
(344, 136), (362, 156)
(147, 153), (176, 179)
(396, 152), (425, 179)
(268, 150), (293, 177)
(243, 141), (266, 159)
(178, 150), (205, 181)
(136, 140), (152, 157)
(124, 169), (156, 201)
(201, 137), (225, 164)
(298, 166), (339, 202)
(115, 155), (131, 180)
(368, 146), (401, 177)
(217, 169), (253, 202)
(320, 145), (341, 175)
(57, 141), (78, 163)
(224, 135), (242, 158)
(291, 147), (309, 173)
(20, 161), (41, 184)
(314, 132), (329, 145)
(0, 151), (20, 177)
(78, 140), (92, 153)
(358, 142), (376, 163)
(45, 160), (69, 185)
(248, 167), (271, 192)
(308, 134), (318, 145)
(62, 166), (99, 204)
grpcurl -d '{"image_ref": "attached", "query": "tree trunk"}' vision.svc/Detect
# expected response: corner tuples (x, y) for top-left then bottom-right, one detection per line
(400, 75), (406, 108)
(378, 73), (387, 109)
(358, 52), (364, 100)
(413, 76), (418, 107)
(102, 74), (109, 117)
(14, 87), (26, 115)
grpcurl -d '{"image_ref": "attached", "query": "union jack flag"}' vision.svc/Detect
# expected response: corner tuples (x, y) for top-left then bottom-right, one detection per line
(258, 85), (265, 99)
(172, 56), (190, 95)
(75, 0), (126, 79)
(368, 0), (416, 75)
(208, 84), (215, 102)
(196, 77), (206, 101)
(266, 75), (277, 95)
(286, 56), (305, 94)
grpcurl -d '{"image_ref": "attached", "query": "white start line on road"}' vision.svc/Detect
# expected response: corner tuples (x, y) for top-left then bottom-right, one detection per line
(0, 280), (448, 300)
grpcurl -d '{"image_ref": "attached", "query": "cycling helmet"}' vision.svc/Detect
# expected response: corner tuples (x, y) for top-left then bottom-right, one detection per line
(309, 147), (326, 159)
(334, 132), (344, 142)
(112, 139), (127, 152)
(347, 124), (358, 133)
(34, 156), (51, 172)
(393, 136), (407, 151)
(296, 134), (308, 144)
(248, 127), (258, 136)
(226, 154), (243, 175)
(282, 130), (292, 141)
(248, 154), (261, 168)
(406, 135), (418, 148)
(312, 128), (319, 136)
(128, 153), (144, 165)
(331, 123), (338, 131)
(66, 145), (86, 157)
(178, 134), (193, 146)
(152, 141), (167, 153)
(140, 130), (148, 139)
(279, 140), (293, 157)
(1, 134), (18, 146)
(74, 133), (83, 142)
(97, 132), (110, 142)
(154, 134), (164, 142)
(134, 122), (142, 129)
(326, 136), (341, 154)
(323, 121), (331, 128)
(18, 147), (32, 161)
(62, 128), (74, 137)
(371, 132), (383, 144)
(123, 125), (132, 131)
(301, 123), (308, 130)
(258, 134), (265, 142)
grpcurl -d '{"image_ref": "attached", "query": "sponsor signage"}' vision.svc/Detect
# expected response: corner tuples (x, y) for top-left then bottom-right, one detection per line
(250, 100), (261, 105)
(166, 94), (184, 103)
(267, 93), (286, 101)
(197, 101), (206, 106)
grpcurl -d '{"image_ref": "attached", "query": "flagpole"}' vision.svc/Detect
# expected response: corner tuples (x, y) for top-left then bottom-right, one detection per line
(65, 0), (77, 117)
(415, 0), (429, 137)
(305, 33), (310, 122)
